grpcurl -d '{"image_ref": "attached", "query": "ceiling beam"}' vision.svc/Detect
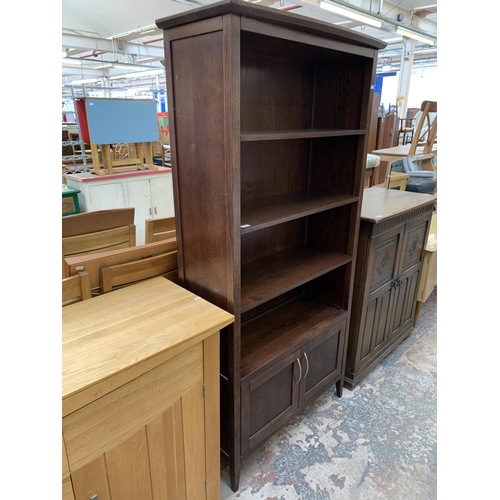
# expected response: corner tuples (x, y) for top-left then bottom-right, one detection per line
(62, 33), (164, 59)
(62, 66), (110, 77)
(305, 0), (436, 36)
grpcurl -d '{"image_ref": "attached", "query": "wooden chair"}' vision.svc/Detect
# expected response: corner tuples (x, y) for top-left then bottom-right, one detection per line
(64, 239), (177, 293)
(381, 112), (399, 148)
(99, 251), (178, 293)
(62, 209), (136, 278)
(408, 100), (437, 160)
(62, 271), (92, 306)
(398, 107), (420, 145)
(63, 225), (136, 276)
(145, 216), (176, 244)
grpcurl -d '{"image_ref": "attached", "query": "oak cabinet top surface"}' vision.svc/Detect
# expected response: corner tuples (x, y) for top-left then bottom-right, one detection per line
(62, 277), (234, 408)
(155, 0), (386, 50)
(361, 187), (437, 223)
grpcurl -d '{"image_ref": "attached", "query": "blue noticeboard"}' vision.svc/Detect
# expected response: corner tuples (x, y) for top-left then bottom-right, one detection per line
(85, 98), (158, 144)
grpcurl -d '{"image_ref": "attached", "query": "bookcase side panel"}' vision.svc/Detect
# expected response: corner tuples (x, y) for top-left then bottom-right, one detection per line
(170, 30), (236, 310)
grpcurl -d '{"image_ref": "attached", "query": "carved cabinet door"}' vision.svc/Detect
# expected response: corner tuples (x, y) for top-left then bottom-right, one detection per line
(356, 223), (405, 373)
(387, 213), (430, 343)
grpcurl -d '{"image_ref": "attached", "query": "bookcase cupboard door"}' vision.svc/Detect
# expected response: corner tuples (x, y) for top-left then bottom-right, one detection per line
(300, 319), (347, 406)
(241, 349), (301, 455)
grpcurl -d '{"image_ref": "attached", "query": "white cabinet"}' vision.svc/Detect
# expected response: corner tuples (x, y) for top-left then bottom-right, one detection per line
(66, 167), (174, 245)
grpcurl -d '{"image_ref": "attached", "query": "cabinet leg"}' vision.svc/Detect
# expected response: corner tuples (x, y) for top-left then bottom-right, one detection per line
(229, 456), (240, 492)
(413, 301), (423, 327)
(336, 379), (344, 398)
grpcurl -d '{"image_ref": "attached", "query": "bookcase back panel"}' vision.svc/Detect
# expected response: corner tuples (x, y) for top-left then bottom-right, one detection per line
(240, 140), (310, 203)
(312, 58), (367, 130)
(307, 204), (354, 255)
(309, 136), (360, 195)
(241, 205), (355, 265)
(303, 265), (349, 310)
(241, 53), (314, 131)
(241, 218), (306, 265)
(241, 32), (369, 132)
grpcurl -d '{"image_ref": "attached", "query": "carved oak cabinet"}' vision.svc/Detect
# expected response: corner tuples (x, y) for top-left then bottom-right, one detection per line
(156, 0), (385, 491)
(344, 187), (436, 390)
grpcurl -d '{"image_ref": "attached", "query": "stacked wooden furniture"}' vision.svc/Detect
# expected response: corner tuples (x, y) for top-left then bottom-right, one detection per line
(64, 237), (178, 294)
(66, 166), (175, 245)
(62, 277), (234, 500)
(156, 0), (385, 490)
(62, 271), (91, 306)
(414, 211), (437, 326)
(62, 208), (136, 278)
(145, 216), (176, 243)
(345, 187), (436, 390)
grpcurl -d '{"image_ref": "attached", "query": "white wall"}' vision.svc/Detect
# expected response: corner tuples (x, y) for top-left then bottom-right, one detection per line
(407, 65), (437, 109)
(380, 64), (437, 112)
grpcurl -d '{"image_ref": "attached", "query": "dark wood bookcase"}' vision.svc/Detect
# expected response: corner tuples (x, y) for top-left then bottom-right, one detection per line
(157, 0), (385, 491)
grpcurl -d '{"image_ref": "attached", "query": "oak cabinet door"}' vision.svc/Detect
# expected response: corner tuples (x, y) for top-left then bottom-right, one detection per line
(64, 344), (208, 500)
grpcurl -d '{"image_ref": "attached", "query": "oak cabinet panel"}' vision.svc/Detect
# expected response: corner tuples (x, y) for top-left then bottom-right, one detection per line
(62, 278), (234, 500)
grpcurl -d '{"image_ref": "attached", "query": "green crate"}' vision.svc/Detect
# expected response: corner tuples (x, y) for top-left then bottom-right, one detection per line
(62, 184), (81, 216)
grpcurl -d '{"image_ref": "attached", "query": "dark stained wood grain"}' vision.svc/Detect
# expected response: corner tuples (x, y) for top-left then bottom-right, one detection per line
(345, 192), (434, 390)
(241, 246), (352, 312)
(241, 296), (347, 380)
(241, 129), (365, 141)
(241, 191), (357, 234)
(170, 30), (234, 308)
(158, 1), (385, 490)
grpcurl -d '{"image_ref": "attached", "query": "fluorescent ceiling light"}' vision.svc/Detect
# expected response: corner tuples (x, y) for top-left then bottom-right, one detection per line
(319, 2), (382, 28)
(71, 78), (99, 85)
(396, 26), (436, 45)
(62, 58), (83, 66)
(109, 69), (165, 80)
(113, 63), (145, 70)
(383, 37), (403, 43)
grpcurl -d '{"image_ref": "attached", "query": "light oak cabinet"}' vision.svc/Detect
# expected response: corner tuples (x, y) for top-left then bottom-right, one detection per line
(62, 277), (234, 500)
(66, 167), (174, 244)
(156, 0), (386, 490)
(345, 187), (436, 389)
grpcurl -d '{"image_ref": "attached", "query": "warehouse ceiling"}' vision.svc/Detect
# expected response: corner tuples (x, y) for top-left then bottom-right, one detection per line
(62, 0), (437, 91)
